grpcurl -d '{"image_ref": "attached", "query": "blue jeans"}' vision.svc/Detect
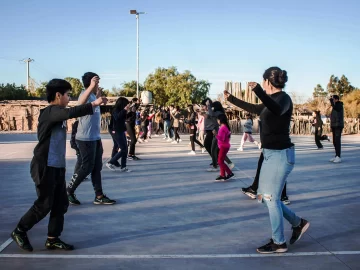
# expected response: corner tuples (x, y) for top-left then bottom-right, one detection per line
(258, 146), (301, 244)
(164, 120), (173, 139)
(109, 132), (128, 168)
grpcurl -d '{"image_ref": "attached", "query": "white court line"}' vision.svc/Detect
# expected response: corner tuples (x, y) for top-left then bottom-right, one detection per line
(0, 152), (18, 158)
(0, 251), (360, 259)
(0, 238), (13, 253)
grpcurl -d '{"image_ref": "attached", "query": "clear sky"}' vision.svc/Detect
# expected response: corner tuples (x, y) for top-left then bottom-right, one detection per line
(0, 0), (359, 99)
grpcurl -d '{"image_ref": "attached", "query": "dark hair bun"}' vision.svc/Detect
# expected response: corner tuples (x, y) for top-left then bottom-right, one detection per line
(263, 67), (288, 89)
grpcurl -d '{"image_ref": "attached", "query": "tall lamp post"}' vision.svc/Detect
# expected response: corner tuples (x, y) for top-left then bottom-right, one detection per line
(130, 10), (146, 99)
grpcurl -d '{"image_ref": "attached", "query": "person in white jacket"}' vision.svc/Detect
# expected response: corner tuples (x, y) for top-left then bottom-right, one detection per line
(238, 113), (261, 151)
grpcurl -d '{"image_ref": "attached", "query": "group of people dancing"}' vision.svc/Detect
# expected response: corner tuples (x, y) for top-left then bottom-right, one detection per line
(11, 67), (312, 255)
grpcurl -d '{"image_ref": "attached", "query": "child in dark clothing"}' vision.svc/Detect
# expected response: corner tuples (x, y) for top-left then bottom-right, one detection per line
(11, 79), (106, 252)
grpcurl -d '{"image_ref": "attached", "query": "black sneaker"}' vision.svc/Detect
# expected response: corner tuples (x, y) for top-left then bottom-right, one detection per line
(257, 239), (288, 254)
(45, 238), (74, 250)
(132, 156), (140, 160)
(281, 196), (290, 205)
(93, 194), (116, 205)
(290, 218), (310, 245)
(215, 175), (227, 182)
(68, 193), (81, 205)
(11, 229), (33, 252)
(241, 186), (257, 199)
(226, 173), (235, 180)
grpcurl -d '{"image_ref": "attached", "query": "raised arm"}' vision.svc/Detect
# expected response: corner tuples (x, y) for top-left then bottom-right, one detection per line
(225, 93), (265, 115)
(50, 97), (106, 122)
(78, 76), (99, 105)
(251, 84), (291, 116)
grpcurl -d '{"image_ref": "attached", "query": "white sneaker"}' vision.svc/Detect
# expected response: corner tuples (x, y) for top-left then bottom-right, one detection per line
(179, 139), (182, 142)
(138, 138), (144, 143)
(237, 147), (243, 151)
(144, 140), (149, 143)
(228, 163), (235, 170)
(201, 148), (206, 153)
(120, 167), (132, 172)
(106, 163), (116, 171)
(154, 134), (159, 137)
(333, 156), (342, 163)
(163, 137), (167, 140)
(171, 140), (178, 144)
(188, 151), (196, 155)
(166, 139), (172, 142)
(329, 157), (336, 162)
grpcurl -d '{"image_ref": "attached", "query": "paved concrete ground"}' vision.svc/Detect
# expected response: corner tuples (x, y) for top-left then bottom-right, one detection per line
(0, 133), (359, 270)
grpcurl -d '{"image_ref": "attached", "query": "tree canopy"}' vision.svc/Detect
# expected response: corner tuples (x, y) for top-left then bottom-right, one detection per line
(144, 66), (210, 107)
(0, 83), (30, 101)
(64, 77), (84, 97)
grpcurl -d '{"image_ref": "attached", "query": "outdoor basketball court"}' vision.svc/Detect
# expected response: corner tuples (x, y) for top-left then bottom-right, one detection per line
(0, 134), (359, 270)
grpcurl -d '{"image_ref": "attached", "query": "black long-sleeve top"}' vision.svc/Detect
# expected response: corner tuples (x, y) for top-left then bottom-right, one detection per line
(227, 85), (294, 150)
(109, 109), (127, 133)
(126, 111), (136, 127)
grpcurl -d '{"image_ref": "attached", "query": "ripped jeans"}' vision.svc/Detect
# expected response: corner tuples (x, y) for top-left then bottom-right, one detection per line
(258, 146), (301, 244)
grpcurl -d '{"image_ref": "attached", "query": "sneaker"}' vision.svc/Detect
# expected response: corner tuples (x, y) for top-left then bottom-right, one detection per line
(241, 186), (257, 199)
(333, 156), (342, 163)
(317, 147), (324, 150)
(138, 138), (144, 143)
(329, 157), (336, 162)
(201, 148), (206, 153)
(68, 193), (81, 205)
(257, 239), (288, 254)
(188, 151), (196, 155)
(93, 194), (116, 205)
(127, 156), (134, 160)
(237, 147), (244, 151)
(171, 140), (178, 144)
(226, 173), (235, 180)
(154, 134), (159, 137)
(144, 140), (149, 143)
(179, 139), (182, 142)
(106, 162), (117, 171)
(163, 137), (167, 140)
(45, 238), (74, 250)
(120, 167), (132, 172)
(281, 196), (290, 205)
(215, 175), (227, 182)
(132, 156), (140, 160)
(228, 163), (235, 170)
(290, 218), (310, 245)
(11, 229), (33, 252)
(167, 139), (172, 142)
(207, 167), (219, 172)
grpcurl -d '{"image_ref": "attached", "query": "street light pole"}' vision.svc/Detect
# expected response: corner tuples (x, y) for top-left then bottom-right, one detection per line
(130, 10), (146, 99)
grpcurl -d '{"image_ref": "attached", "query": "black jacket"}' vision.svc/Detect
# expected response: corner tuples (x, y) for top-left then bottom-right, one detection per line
(31, 103), (94, 184)
(227, 85), (293, 150)
(330, 100), (344, 128)
(109, 109), (127, 133)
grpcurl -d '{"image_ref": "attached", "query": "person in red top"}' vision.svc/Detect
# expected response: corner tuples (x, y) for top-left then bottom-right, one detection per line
(213, 114), (235, 181)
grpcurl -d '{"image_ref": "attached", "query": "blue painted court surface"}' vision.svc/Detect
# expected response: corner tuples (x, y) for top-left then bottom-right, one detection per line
(0, 134), (359, 270)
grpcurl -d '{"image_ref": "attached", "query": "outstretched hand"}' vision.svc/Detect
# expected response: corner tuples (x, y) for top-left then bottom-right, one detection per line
(248, 82), (258, 90)
(223, 90), (230, 98)
(92, 97), (108, 106)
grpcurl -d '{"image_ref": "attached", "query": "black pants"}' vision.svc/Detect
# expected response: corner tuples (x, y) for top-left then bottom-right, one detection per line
(332, 127), (342, 157)
(190, 127), (203, 151)
(74, 150), (82, 174)
(109, 132), (128, 168)
(67, 140), (103, 196)
(250, 152), (287, 197)
(314, 129), (323, 149)
(174, 127), (180, 141)
(18, 166), (68, 237)
(140, 125), (148, 140)
(126, 123), (137, 156)
(156, 122), (164, 134)
(204, 130), (213, 157)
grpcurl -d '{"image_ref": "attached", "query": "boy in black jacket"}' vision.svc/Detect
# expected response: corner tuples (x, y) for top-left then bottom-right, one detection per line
(11, 79), (107, 252)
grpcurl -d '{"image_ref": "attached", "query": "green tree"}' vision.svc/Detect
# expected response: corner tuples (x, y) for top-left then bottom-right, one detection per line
(144, 67), (210, 107)
(64, 77), (84, 97)
(327, 75), (338, 95)
(0, 83), (30, 100)
(120, 80), (144, 97)
(34, 81), (47, 98)
(337, 75), (355, 97)
(343, 89), (360, 118)
(313, 84), (327, 98)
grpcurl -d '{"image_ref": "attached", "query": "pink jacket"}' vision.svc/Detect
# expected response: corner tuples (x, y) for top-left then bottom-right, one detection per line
(216, 124), (231, 148)
(197, 114), (205, 131)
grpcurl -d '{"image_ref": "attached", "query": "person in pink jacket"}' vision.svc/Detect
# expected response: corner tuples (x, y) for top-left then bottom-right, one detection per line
(213, 114), (235, 181)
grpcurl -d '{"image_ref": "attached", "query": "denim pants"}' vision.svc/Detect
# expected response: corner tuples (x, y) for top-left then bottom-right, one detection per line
(164, 120), (173, 138)
(258, 146), (301, 244)
(109, 132), (128, 168)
